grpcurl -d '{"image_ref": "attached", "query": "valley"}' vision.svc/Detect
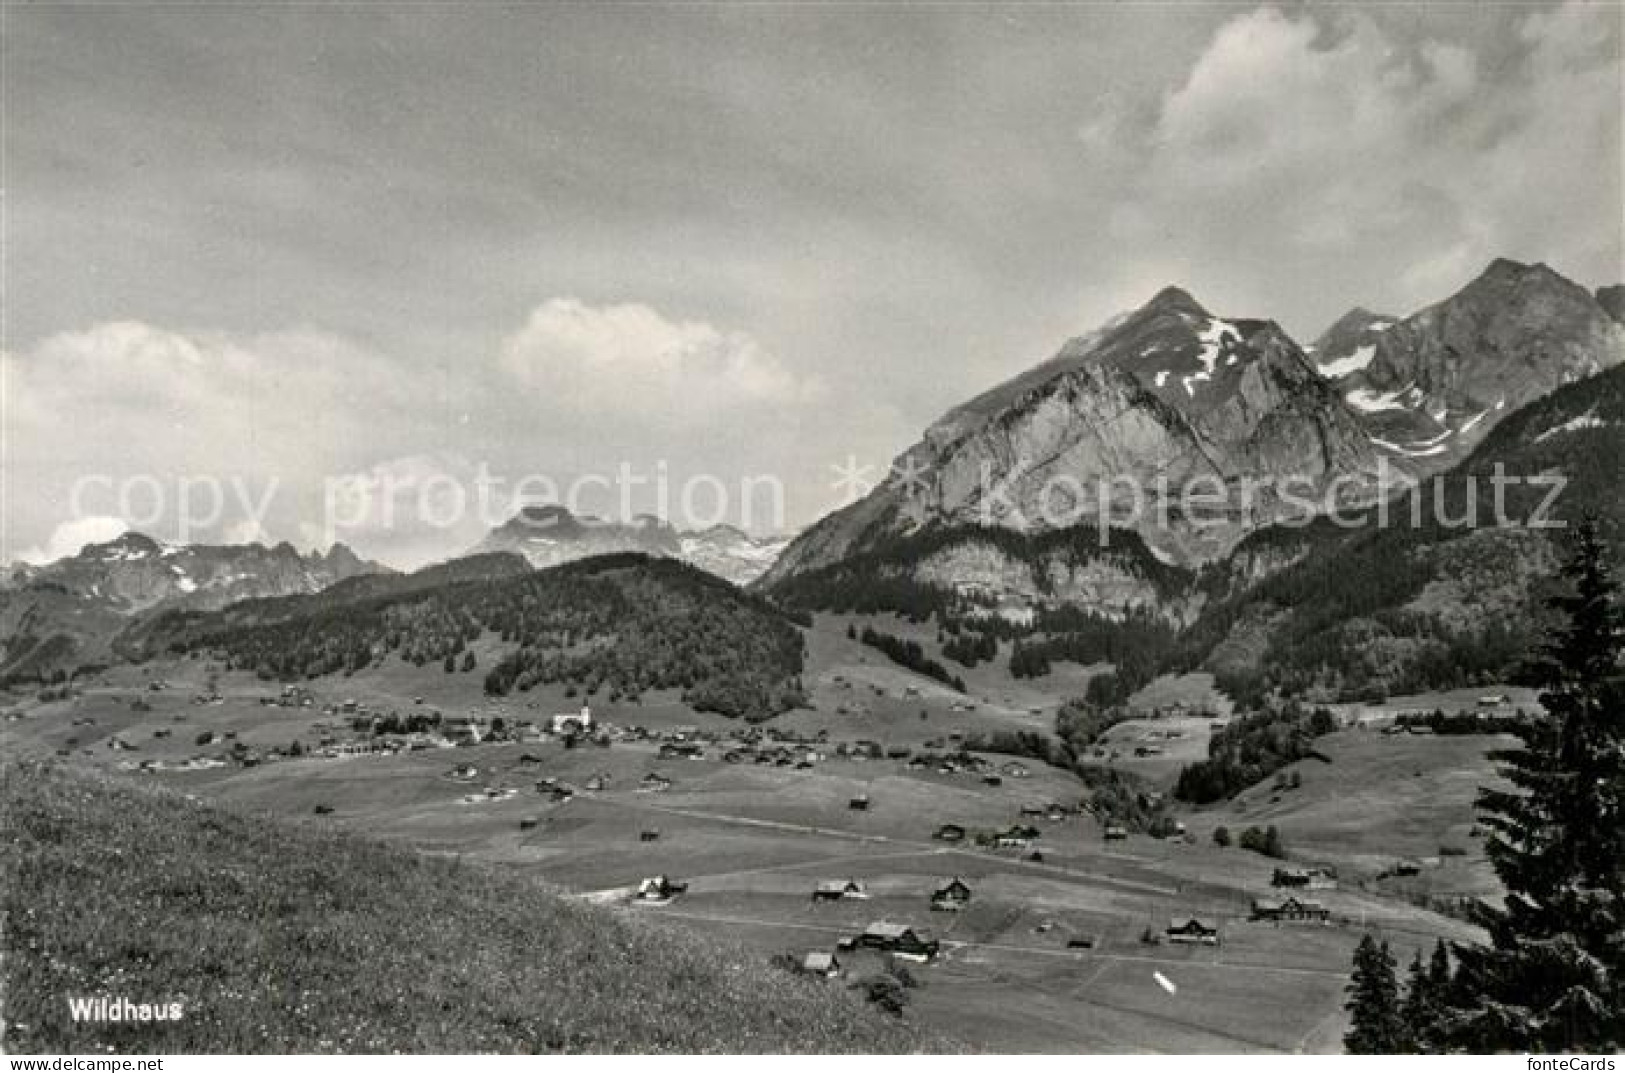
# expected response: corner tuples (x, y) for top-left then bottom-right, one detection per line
(1, 611), (1504, 1053)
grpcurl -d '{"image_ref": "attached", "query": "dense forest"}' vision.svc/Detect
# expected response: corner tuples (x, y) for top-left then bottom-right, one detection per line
(857, 626), (965, 692)
(139, 554), (808, 721)
(1173, 700), (1338, 804)
(1167, 366), (1625, 705)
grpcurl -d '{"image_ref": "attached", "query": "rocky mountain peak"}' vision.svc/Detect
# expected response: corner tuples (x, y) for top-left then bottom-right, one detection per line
(1595, 284), (1625, 325)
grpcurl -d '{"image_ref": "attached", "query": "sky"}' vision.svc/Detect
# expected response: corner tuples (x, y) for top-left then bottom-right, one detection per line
(4, 1), (1621, 568)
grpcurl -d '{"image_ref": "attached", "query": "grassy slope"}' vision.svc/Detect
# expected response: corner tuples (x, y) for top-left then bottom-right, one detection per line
(0, 760), (944, 1054)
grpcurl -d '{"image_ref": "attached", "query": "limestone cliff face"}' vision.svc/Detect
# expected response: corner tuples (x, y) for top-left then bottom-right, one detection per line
(1326, 259), (1625, 474)
(763, 287), (1380, 585)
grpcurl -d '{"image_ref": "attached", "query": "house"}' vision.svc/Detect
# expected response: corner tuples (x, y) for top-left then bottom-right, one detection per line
(1390, 859), (1423, 877)
(1045, 803), (1069, 822)
(444, 717), (485, 745)
(1272, 866), (1337, 890)
(931, 878), (972, 911)
(857, 922), (939, 959)
(812, 879), (868, 903)
(1477, 693), (1510, 707)
(848, 793), (870, 811)
(639, 772), (672, 793)
(1019, 804), (1047, 818)
(982, 774), (1002, 787)
(583, 775), (608, 793)
(1251, 896), (1330, 923)
(933, 823), (966, 843)
(640, 829), (660, 843)
(1104, 825), (1129, 841)
(1066, 936), (1095, 950)
(1166, 917), (1220, 945)
(800, 951), (843, 978)
(1002, 761), (1031, 778)
(550, 704), (593, 736)
(634, 875), (688, 903)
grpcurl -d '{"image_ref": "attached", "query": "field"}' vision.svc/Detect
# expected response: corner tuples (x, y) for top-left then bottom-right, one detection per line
(0, 758), (935, 1054)
(0, 614), (1506, 1053)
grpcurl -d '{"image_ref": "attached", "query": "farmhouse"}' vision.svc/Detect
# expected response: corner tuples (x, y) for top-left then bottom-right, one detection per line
(856, 922), (939, 959)
(443, 716), (485, 745)
(634, 875), (689, 903)
(1166, 917), (1220, 945)
(1251, 896), (1330, 923)
(550, 704), (593, 735)
(812, 879), (868, 903)
(1272, 866), (1338, 890)
(799, 951), (843, 978)
(930, 878), (972, 911)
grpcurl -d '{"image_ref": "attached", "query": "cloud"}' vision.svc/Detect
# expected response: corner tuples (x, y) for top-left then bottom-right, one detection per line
(500, 298), (818, 423)
(3, 300), (824, 567)
(1100, 2), (1621, 328)
(18, 515), (130, 564)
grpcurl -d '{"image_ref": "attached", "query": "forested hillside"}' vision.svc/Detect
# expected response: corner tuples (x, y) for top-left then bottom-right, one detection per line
(134, 554), (808, 721)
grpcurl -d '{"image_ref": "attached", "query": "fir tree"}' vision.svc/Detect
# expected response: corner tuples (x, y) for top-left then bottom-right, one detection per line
(1346, 935), (1404, 1053)
(1444, 518), (1624, 1051)
(1401, 948), (1445, 1053)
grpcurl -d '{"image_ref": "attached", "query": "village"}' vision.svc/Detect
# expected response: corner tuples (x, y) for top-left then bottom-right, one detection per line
(2, 651), (1508, 1053)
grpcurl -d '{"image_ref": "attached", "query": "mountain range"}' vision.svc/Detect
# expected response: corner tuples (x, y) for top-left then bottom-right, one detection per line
(763, 258), (1623, 586)
(4, 256), (1620, 705)
(469, 504), (788, 586)
(0, 534), (389, 681)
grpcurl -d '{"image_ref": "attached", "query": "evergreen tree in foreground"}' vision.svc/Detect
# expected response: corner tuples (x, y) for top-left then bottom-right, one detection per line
(1345, 935), (1403, 1053)
(1444, 518), (1624, 1051)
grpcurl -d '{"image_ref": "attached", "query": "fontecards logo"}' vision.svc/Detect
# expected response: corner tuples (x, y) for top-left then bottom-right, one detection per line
(67, 994), (185, 1023)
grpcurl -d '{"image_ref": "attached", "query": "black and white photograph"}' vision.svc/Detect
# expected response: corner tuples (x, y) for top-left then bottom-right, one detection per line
(1, 0), (1621, 1060)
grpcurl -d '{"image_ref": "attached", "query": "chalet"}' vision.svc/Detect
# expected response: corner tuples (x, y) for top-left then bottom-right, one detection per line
(1104, 825), (1129, 841)
(856, 922), (939, 959)
(1002, 761), (1031, 779)
(444, 717), (485, 746)
(583, 775), (608, 793)
(931, 878), (972, 911)
(1134, 745), (1164, 757)
(634, 875), (688, 903)
(848, 793), (870, 811)
(639, 772), (673, 793)
(1019, 804), (1047, 818)
(933, 823), (967, 843)
(640, 829), (660, 843)
(1251, 896), (1330, 923)
(1477, 694), (1510, 708)
(1166, 917), (1220, 945)
(551, 704), (594, 736)
(982, 774), (1003, 787)
(800, 951), (843, 978)
(812, 879), (868, 903)
(1391, 859), (1423, 877)
(659, 742), (705, 760)
(1272, 866), (1337, 890)
(1045, 803), (1069, 822)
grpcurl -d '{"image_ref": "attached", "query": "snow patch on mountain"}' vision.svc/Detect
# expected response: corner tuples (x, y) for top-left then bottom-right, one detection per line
(1346, 385), (1415, 413)
(1533, 409), (1607, 443)
(1317, 344), (1375, 379)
